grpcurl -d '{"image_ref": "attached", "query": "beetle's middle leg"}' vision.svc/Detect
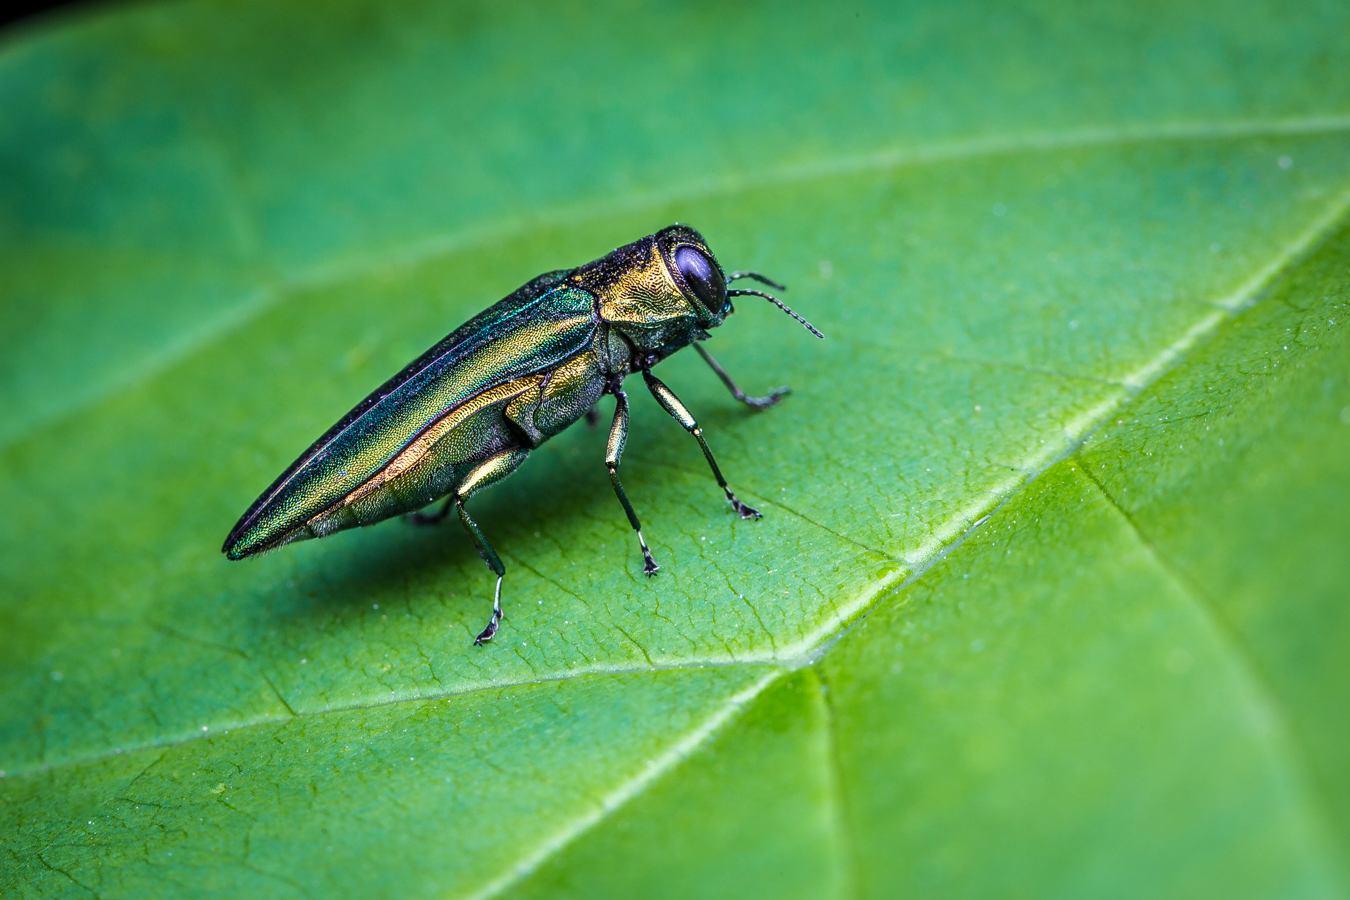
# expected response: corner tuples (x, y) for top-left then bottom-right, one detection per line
(605, 384), (660, 576)
(453, 447), (530, 645)
(642, 369), (762, 520)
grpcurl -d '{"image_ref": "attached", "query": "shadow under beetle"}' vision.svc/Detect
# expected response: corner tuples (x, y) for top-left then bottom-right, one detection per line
(223, 225), (822, 644)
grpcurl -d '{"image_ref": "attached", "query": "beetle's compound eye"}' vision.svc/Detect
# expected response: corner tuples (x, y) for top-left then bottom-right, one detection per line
(674, 246), (726, 316)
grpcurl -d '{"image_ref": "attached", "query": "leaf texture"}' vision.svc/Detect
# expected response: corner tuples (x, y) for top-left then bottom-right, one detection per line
(2, 0), (1349, 896)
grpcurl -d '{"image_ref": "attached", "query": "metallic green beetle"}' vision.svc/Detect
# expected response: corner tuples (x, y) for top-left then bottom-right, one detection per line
(223, 225), (821, 644)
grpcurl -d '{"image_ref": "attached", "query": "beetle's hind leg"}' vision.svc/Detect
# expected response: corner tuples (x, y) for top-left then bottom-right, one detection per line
(693, 343), (789, 410)
(605, 385), (660, 576)
(642, 370), (762, 520)
(457, 501), (505, 645)
(452, 448), (530, 645)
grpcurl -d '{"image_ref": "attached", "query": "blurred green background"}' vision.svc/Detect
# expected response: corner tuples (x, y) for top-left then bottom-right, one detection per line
(2, 0), (1350, 897)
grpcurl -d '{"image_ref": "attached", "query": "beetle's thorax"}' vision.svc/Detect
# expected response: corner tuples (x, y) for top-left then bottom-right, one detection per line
(572, 234), (707, 372)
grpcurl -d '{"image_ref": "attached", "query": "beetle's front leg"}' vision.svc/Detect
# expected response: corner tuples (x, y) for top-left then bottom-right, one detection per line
(605, 384), (660, 576)
(641, 370), (762, 520)
(693, 343), (789, 410)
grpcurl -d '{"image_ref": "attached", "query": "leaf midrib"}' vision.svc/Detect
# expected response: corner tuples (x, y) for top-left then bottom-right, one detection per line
(2, 132), (1350, 809)
(5, 133), (1344, 900)
(9, 176), (1349, 786)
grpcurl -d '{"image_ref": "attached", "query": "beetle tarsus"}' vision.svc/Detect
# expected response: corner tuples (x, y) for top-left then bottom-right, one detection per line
(473, 575), (504, 645)
(742, 386), (790, 410)
(639, 532), (661, 576)
(726, 489), (762, 520)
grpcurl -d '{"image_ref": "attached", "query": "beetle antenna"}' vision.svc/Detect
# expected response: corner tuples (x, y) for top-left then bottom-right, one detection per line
(728, 271), (788, 291)
(727, 289), (824, 338)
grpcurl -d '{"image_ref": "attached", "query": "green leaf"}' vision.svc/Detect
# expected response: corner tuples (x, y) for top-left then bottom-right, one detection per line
(2, 1), (1349, 896)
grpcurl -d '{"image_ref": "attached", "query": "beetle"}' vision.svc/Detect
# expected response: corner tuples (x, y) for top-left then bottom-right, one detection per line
(223, 225), (821, 644)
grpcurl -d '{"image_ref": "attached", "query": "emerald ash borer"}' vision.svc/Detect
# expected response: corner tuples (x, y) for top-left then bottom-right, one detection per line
(223, 225), (822, 644)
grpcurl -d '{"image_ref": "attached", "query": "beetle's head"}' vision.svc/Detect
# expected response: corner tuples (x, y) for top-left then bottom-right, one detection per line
(656, 224), (824, 339)
(656, 225), (730, 328)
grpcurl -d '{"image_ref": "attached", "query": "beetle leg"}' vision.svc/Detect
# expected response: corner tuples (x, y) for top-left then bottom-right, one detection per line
(457, 501), (505, 645)
(585, 403), (601, 429)
(606, 386), (660, 576)
(641, 370), (762, 520)
(409, 496), (453, 525)
(453, 448), (530, 645)
(693, 343), (789, 410)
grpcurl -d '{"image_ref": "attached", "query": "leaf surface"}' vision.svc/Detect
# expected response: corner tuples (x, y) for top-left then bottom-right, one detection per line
(2, 0), (1349, 896)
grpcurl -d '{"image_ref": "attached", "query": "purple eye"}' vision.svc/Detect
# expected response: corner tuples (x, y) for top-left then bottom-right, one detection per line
(674, 246), (726, 315)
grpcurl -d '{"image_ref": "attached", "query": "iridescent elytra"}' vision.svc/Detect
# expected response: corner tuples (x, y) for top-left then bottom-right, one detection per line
(223, 225), (822, 644)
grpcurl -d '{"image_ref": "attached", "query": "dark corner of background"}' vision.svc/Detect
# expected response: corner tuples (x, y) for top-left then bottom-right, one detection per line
(2, 0), (94, 35)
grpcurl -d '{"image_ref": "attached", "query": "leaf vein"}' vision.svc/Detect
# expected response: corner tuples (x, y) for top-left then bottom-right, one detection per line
(6, 115), (1350, 451)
